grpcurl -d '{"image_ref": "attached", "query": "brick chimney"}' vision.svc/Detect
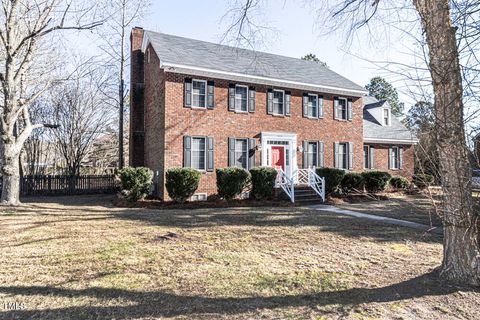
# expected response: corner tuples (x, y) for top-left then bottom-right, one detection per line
(129, 27), (145, 167)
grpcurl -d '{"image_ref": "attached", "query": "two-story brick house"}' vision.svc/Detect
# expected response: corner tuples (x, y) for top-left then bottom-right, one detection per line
(130, 28), (417, 200)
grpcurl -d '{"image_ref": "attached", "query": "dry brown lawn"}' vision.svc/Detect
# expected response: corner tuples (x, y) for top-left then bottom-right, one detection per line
(0, 195), (478, 319)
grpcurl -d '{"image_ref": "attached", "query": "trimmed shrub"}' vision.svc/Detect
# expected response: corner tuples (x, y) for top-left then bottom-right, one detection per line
(165, 168), (202, 203)
(316, 168), (346, 195)
(413, 173), (434, 189)
(118, 167), (153, 202)
(216, 167), (251, 200)
(250, 167), (278, 199)
(362, 171), (392, 193)
(341, 172), (365, 194)
(390, 176), (410, 190)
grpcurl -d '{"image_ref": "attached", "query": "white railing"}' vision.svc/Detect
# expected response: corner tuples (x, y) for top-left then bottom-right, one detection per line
(276, 168), (295, 203)
(295, 169), (309, 185)
(307, 168), (326, 202)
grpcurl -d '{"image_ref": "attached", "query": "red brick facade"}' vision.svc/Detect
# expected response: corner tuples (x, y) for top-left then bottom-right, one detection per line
(130, 29), (415, 200)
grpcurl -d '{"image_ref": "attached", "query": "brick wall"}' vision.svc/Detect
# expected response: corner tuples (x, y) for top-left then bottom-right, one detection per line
(161, 73), (365, 199)
(365, 144), (414, 178)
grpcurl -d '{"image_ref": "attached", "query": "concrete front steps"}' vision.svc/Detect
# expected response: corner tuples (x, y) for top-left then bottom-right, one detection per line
(294, 186), (324, 205)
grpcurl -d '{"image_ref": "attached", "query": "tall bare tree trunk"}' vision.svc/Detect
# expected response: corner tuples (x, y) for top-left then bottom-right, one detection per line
(414, 0), (480, 285)
(1, 142), (21, 206)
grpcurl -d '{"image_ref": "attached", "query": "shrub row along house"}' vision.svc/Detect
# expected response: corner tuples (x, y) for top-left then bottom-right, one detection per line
(130, 28), (417, 201)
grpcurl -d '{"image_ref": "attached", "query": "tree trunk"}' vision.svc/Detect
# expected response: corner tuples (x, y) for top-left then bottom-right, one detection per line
(414, 0), (480, 285)
(1, 142), (21, 206)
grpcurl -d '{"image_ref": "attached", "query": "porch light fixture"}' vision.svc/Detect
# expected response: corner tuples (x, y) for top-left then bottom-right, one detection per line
(297, 146), (304, 152)
(255, 144), (262, 151)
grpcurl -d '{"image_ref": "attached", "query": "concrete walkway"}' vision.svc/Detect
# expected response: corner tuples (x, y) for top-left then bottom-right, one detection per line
(306, 204), (443, 235)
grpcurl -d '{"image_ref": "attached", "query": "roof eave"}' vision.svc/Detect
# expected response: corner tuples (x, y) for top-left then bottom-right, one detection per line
(363, 137), (419, 145)
(159, 62), (368, 97)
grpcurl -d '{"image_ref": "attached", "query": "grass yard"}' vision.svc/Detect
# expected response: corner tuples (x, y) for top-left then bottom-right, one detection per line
(0, 195), (479, 319)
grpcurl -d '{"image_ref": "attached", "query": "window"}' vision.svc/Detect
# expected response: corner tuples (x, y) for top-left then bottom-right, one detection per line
(235, 85), (248, 112)
(338, 143), (348, 170)
(337, 98), (347, 120)
(307, 94), (318, 118)
(306, 142), (318, 168)
(273, 90), (284, 115)
(191, 137), (206, 170)
(234, 139), (248, 169)
(192, 80), (206, 108)
(383, 108), (390, 125)
(391, 146), (400, 169)
(364, 146), (371, 169)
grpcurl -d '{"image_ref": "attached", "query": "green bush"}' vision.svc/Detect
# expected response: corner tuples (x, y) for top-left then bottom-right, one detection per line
(413, 173), (434, 189)
(250, 167), (278, 199)
(390, 176), (410, 190)
(118, 167), (153, 202)
(362, 171), (392, 193)
(316, 168), (346, 195)
(216, 167), (251, 200)
(341, 172), (365, 194)
(165, 168), (202, 203)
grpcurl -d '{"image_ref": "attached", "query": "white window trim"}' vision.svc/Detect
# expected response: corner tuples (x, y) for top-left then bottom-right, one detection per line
(191, 136), (207, 171)
(338, 97), (348, 120)
(383, 108), (391, 126)
(391, 146), (400, 170)
(307, 93), (318, 119)
(235, 84), (249, 113)
(191, 79), (207, 109)
(272, 89), (285, 116)
(233, 138), (249, 169)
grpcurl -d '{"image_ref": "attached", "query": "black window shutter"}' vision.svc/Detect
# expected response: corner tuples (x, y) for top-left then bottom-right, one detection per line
(228, 138), (235, 167)
(285, 91), (291, 116)
(248, 138), (256, 169)
(207, 81), (215, 109)
(183, 136), (192, 167)
(267, 89), (273, 114)
(248, 87), (256, 112)
(184, 78), (192, 108)
(206, 137), (214, 172)
(303, 93), (308, 118)
(347, 99), (353, 121)
(318, 95), (324, 118)
(333, 97), (339, 119)
(318, 141), (325, 167)
(303, 141), (308, 168)
(228, 84), (235, 112)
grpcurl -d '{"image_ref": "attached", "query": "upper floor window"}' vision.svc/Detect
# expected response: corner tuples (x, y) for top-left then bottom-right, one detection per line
(235, 85), (248, 112)
(192, 79), (207, 108)
(383, 108), (391, 126)
(307, 94), (318, 118)
(273, 90), (284, 115)
(337, 98), (347, 120)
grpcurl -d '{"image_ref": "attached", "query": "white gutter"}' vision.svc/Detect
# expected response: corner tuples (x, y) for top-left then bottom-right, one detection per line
(160, 62), (368, 97)
(363, 137), (418, 145)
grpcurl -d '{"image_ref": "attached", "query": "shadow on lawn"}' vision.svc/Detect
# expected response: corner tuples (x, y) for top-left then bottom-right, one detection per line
(0, 272), (473, 319)
(112, 206), (442, 243)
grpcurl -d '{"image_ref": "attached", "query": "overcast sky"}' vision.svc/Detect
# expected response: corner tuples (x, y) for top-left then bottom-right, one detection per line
(137, 1), (420, 107)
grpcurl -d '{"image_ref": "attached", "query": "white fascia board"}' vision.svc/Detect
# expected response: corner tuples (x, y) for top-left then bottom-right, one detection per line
(160, 62), (368, 97)
(363, 137), (419, 145)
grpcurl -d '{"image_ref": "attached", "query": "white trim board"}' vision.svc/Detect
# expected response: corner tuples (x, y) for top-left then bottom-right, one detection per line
(363, 137), (419, 145)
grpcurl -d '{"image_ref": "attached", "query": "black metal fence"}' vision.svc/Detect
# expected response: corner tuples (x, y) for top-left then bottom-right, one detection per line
(0, 175), (118, 197)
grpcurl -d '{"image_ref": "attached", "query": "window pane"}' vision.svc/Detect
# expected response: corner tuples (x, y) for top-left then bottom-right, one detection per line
(308, 95), (317, 117)
(338, 143), (347, 169)
(364, 146), (369, 169)
(306, 142), (317, 167)
(338, 99), (347, 120)
(192, 138), (206, 170)
(273, 91), (284, 114)
(235, 139), (247, 169)
(192, 81), (206, 108)
(235, 86), (248, 112)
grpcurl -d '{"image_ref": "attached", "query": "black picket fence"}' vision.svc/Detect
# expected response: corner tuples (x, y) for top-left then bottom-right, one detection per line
(0, 175), (118, 197)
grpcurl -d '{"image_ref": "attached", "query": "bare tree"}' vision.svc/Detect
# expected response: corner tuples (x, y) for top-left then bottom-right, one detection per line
(0, 0), (102, 205)
(48, 70), (113, 176)
(98, 0), (150, 169)
(222, 0), (480, 285)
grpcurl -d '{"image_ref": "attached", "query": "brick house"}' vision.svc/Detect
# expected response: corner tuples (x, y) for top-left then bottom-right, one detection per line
(130, 28), (417, 200)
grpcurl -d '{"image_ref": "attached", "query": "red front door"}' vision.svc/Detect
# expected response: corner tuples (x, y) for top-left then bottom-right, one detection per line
(271, 146), (285, 171)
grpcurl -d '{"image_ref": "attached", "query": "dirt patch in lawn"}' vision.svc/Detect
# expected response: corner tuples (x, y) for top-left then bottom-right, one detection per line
(0, 195), (478, 319)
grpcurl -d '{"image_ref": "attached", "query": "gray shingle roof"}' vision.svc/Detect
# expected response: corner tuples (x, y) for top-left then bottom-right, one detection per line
(363, 100), (416, 142)
(143, 31), (366, 93)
